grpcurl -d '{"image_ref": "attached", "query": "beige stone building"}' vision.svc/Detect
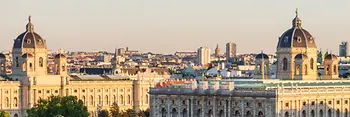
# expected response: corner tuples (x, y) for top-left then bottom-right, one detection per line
(149, 10), (350, 117)
(0, 16), (169, 117)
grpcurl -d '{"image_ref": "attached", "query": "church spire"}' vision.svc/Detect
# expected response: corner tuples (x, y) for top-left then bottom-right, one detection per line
(26, 15), (34, 32)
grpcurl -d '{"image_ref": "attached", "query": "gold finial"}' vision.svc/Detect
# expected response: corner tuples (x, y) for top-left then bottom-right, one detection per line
(295, 8), (298, 17)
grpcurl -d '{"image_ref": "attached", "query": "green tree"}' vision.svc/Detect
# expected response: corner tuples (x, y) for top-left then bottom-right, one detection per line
(138, 108), (150, 117)
(27, 95), (89, 117)
(98, 110), (110, 117)
(110, 103), (122, 117)
(122, 109), (136, 117)
(0, 111), (9, 117)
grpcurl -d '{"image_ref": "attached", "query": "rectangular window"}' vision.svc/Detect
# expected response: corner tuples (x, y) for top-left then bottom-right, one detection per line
(311, 101), (315, 105)
(328, 101), (332, 105)
(303, 102), (306, 106)
(337, 100), (340, 104)
(285, 103), (289, 107)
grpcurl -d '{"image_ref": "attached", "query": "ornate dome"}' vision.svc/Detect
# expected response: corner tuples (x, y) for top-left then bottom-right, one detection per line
(277, 9), (316, 49)
(13, 16), (47, 49)
(294, 53), (308, 59)
(256, 52), (269, 59)
(55, 54), (66, 59)
(324, 54), (337, 60)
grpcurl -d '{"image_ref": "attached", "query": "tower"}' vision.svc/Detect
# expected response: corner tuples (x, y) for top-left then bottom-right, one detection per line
(197, 47), (211, 66)
(215, 44), (220, 57)
(323, 54), (339, 79)
(293, 53), (314, 80)
(276, 9), (318, 80)
(0, 53), (6, 75)
(11, 16), (48, 77)
(112, 48), (121, 75)
(339, 41), (348, 57)
(54, 53), (67, 76)
(254, 52), (270, 79)
(226, 42), (236, 60)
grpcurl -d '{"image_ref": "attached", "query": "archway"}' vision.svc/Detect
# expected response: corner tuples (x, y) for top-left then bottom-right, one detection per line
(246, 111), (252, 117)
(172, 108), (177, 117)
(258, 111), (264, 117)
(328, 109), (332, 117)
(284, 111), (289, 117)
(336, 109), (340, 117)
(208, 109), (213, 117)
(311, 110), (315, 117)
(14, 114), (18, 117)
(320, 109), (324, 117)
(302, 110), (306, 117)
(197, 109), (201, 117)
(345, 108), (348, 117)
(182, 108), (187, 117)
(234, 110), (240, 117)
(161, 108), (167, 117)
(218, 110), (224, 117)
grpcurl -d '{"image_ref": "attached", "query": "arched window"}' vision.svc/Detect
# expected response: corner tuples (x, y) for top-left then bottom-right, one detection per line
(127, 95), (131, 104)
(345, 108), (348, 117)
(282, 58), (288, 70)
(29, 63), (33, 71)
(336, 109), (340, 117)
(172, 108), (178, 117)
(246, 111), (252, 117)
(208, 109), (213, 117)
(39, 57), (43, 67)
(302, 110), (306, 117)
(14, 97), (18, 107)
(16, 57), (19, 68)
(82, 96), (86, 105)
(328, 109), (332, 117)
(334, 65), (337, 74)
(105, 95), (109, 105)
(258, 111), (264, 117)
(113, 95), (116, 104)
(22, 62), (26, 71)
(284, 112), (289, 117)
(310, 58), (314, 70)
(98, 95), (102, 105)
(145, 94), (149, 104)
(319, 110), (323, 117)
(62, 64), (66, 72)
(305, 65), (308, 75)
(14, 114), (18, 117)
(327, 65), (331, 75)
(161, 108), (167, 117)
(1, 62), (5, 71)
(219, 110), (224, 117)
(182, 109), (188, 117)
(120, 95), (124, 104)
(295, 65), (301, 75)
(197, 109), (202, 117)
(311, 110), (315, 117)
(5, 97), (9, 107)
(90, 95), (94, 105)
(235, 110), (240, 117)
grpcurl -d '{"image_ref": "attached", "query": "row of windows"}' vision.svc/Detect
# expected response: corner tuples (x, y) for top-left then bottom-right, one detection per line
(72, 88), (131, 93)
(80, 94), (136, 106)
(3, 97), (18, 108)
(284, 100), (349, 107)
(3, 90), (18, 94)
(162, 99), (263, 108)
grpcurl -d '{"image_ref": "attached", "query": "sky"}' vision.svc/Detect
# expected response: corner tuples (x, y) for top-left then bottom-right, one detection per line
(1, 0), (350, 54)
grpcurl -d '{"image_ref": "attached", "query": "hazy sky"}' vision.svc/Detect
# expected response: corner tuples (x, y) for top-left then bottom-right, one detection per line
(1, 0), (350, 54)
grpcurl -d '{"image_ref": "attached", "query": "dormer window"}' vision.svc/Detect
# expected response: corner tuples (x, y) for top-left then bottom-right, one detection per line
(26, 39), (31, 44)
(284, 36), (289, 43)
(297, 36), (302, 43)
(38, 39), (42, 44)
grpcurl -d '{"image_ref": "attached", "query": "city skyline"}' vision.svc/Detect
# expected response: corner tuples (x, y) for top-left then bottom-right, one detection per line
(2, 1), (350, 54)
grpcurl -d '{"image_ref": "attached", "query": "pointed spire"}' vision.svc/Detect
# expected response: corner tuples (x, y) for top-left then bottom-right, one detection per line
(26, 15), (34, 32)
(295, 8), (299, 17)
